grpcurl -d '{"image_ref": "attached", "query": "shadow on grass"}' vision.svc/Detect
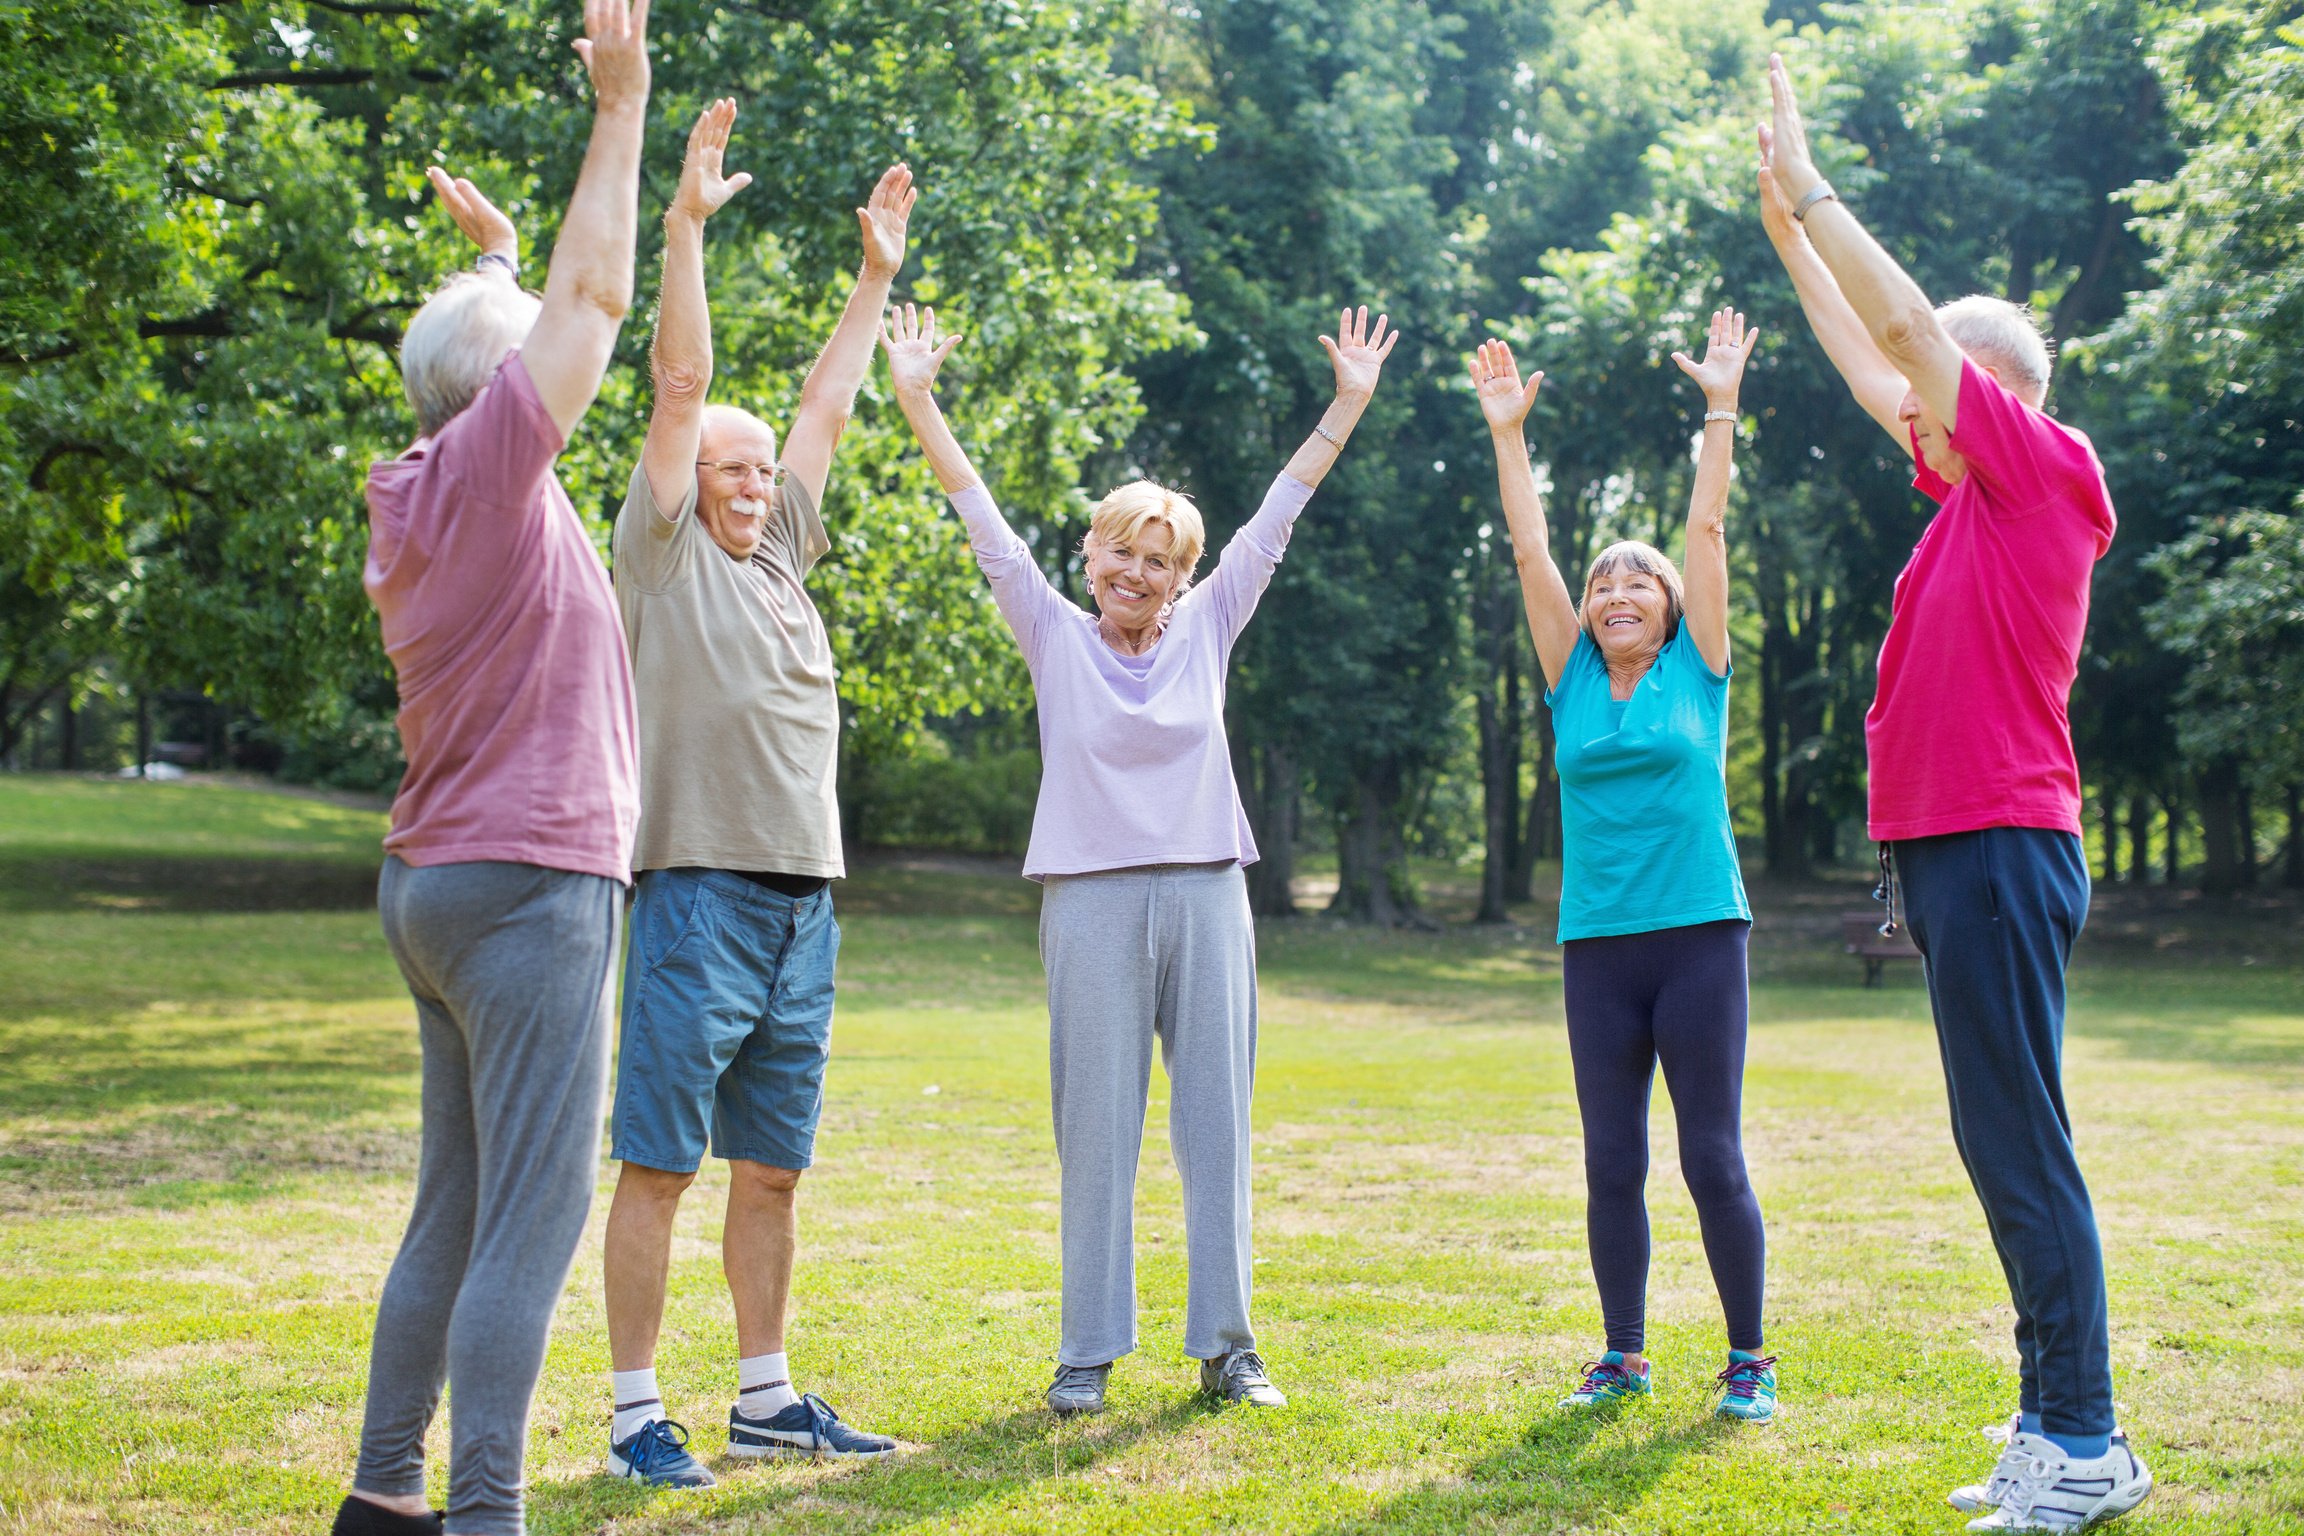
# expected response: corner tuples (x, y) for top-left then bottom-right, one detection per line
(1307, 1405), (1734, 1535)
(528, 1399), (1212, 1530)
(0, 850), (384, 914)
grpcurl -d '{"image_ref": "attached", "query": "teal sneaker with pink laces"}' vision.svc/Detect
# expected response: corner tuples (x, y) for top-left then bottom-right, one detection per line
(1714, 1351), (1779, 1422)
(1560, 1351), (1652, 1408)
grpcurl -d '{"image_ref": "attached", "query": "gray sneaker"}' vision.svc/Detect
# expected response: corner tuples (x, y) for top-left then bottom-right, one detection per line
(1199, 1349), (1287, 1407)
(1045, 1362), (1111, 1416)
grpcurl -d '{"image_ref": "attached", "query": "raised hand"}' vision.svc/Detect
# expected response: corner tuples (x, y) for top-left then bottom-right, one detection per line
(879, 302), (961, 396)
(1756, 125), (1802, 249)
(573, 0), (650, 111)
(1672, 307), (1760, 407)
(1764, 52), (1824, 205)
(1321, 305), (1399, 400)
(858, 163), (917, 281)
(426, 167), (518, 263)
(672, 98), (751, 223)
(1469, 338), (1544, 430)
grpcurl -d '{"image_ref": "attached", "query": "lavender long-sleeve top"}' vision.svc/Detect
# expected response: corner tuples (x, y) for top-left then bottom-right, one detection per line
(949, 474), (1316, 880)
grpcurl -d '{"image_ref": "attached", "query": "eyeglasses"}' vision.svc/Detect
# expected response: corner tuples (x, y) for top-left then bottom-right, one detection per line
(697, 458), (787, 490)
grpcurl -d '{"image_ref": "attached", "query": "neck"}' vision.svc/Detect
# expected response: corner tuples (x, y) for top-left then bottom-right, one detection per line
(1602, 649), (1656, 698)
(1099, 610), (1165, 656)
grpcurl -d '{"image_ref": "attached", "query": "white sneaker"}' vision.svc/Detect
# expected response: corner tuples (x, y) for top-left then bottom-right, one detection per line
(1966, 1433), (2153, 1532)
(1949, 1412), (2026, 1512)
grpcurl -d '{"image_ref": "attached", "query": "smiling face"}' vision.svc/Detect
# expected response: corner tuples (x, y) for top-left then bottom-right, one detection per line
(1582, 542), (1682, 666)
(695, 407), (780, 562)
(1086, 517), (1184, 632)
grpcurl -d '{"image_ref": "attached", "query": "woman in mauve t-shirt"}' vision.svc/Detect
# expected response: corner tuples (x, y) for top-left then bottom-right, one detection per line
(880, 301), (1396, 1417)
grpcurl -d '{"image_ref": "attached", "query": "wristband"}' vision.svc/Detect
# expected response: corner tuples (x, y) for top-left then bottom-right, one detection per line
(1703, 410), (1738, 424)
(1791, 182), (1838, 222)
(476, 250), (519, 279)
(1313, 422), (1345, 448)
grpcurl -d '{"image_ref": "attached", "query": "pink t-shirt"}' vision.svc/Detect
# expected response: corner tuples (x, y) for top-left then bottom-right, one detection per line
(363, 352), (638, 882)
(1866, 358), (2115, 841)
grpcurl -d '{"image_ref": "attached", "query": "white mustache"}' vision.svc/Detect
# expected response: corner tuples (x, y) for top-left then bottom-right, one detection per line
(731, 496), (768, 519)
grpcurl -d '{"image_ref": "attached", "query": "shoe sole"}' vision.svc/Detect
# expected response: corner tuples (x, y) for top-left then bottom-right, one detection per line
(726, 1440), (900, 1461)
(1047, 1400), (1107, 1417)
(603, 1451), (716, 1488)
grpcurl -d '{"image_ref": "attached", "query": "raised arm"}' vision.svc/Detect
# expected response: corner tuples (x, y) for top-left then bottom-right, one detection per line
(1281, 306), (1399, 489)
(781, 164), (917, 509)
(1669, 308), (1759, 676)
(1765, 53), (1964, 435)
(516, 0), (652, 441)
(1756, 130), (1907, 452)
(880, 303), (982, 494)
(638, 98), (753, 516)
(1470, 339), (1579, 689)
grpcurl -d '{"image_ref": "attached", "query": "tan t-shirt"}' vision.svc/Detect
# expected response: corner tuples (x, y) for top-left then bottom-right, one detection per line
(612, 462), (843, 877)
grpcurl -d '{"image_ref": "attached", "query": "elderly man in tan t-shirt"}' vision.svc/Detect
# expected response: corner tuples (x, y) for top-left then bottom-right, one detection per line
(599, 99), (913, 1486)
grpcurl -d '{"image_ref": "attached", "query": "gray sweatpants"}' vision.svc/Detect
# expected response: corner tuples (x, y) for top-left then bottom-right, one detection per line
(357, 857), (620, 1535)
(1041, 861), (1259, 1367)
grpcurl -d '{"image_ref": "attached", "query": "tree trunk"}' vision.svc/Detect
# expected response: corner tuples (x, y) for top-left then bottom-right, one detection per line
(2128, 794), (2151, 885)
(1329, 765), (1417, 926)
(2163, 790), (2182, 885)
(2286, 783), (2302, 890)
(2236, 782), (2258, 888)
(2199, 761), (2239, 894)
(1236, 738), (1300, 917)
(1509, 707), (1554, 903)
(2100, 792), (2120, 882)
(1474, 634), (1516, 924)
(136, 691), (152, 778)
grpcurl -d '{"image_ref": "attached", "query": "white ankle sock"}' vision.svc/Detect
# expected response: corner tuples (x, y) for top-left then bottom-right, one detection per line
(612, 1367), (666, 1442)
(737, 1352), (798, 1416)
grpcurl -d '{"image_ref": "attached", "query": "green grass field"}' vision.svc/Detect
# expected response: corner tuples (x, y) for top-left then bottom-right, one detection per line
(1, 776), (2299, 1535)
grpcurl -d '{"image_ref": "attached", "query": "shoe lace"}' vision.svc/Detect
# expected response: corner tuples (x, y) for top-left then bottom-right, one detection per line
(1576, 1358), (1634, 1395)
(796, 1392), (845, 1448)
(633, 1418), (692, 1468)
(1996, 1451), (2066, 1519)
(1224, 1349), (1273, 1389)
(1051, 1363), (1104, 1394)
(1713, 1355), (1778, 1402)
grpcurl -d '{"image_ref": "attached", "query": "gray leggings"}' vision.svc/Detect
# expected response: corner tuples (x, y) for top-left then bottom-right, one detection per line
(1041, 862), (1259, 1367)
(358, 857), (620, 1535)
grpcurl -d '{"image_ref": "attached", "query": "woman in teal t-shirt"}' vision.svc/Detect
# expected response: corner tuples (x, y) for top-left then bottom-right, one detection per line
(1469, 308), (1776, 1423)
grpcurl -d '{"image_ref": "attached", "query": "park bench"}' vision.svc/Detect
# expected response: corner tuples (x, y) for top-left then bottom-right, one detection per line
(1842, 912), (1922, 987)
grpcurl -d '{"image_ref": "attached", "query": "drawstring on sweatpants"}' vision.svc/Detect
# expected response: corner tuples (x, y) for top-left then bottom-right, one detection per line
(1873, 843), (1903, 938)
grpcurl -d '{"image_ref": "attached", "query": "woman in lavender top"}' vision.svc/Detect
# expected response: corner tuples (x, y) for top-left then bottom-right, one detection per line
(881, 301), (1398, 1416)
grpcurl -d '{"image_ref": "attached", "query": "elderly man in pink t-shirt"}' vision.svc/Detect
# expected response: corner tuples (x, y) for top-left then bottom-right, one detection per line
(337, 5), (649, 1535)
(1759, 56), (2150, 1535)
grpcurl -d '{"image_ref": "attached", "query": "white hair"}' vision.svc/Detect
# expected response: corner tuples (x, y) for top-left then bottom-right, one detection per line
(399, 273), (542, 437)
(1936, 295), (2054, 403)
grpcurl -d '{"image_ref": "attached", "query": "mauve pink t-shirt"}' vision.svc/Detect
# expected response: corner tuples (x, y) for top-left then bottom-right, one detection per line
(363, 352), (638, 882)
(1866, 358), (2116, 842)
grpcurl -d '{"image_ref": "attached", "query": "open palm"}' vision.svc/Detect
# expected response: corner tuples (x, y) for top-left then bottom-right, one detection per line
(1469, 338), (1543, 429)
(859, 163), (917, 280)
(672, 98), (751, 222)
(1671, 307), (1759, 403)
(1323, 305), (1399, 399)
(879, 302), (960, 394)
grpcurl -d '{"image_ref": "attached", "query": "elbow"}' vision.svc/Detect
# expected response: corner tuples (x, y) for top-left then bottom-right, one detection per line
(651, 358), (710, 410)
(1877, 302), (1940, 371)
(569, 269), (634, 325)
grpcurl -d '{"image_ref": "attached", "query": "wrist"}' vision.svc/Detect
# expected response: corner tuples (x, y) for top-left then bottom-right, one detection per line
(665, 205), (708, 234)
(858, 262), (899, 287)
(1332, 387), (1373, 410)
(1704, 397), (1739, 414)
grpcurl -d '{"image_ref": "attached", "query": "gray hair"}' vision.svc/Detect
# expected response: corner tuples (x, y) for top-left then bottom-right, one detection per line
(399, 273), (542, 437)
(1581, 539), (1685, 643)
(1936, 295), (2054, 404)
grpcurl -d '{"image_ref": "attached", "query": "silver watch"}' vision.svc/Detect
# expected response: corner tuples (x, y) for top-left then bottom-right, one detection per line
(1791, 182), (1839, 223)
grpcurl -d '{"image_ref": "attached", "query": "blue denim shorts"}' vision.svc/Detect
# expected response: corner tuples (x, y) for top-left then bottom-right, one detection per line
(611, 867), (840, 1174)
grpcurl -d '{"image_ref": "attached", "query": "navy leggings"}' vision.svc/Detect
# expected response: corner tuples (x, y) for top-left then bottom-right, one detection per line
(1892, 828), (2111, 1441)
(1560, 918), (1765, 1354)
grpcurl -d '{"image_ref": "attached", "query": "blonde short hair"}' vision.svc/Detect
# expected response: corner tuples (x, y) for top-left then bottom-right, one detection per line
(399, 272), (541, 437)
(1581, 540), (1685, 642)
(1082, 481), (1206, 589)
(1936, 295), (2054, 404)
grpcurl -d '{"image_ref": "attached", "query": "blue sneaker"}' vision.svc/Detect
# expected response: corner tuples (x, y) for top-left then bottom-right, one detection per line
(728, 1392), (898, 1460)
(607, 1417), (716, 1488)
(1714, 1352), (1779, 1422)
(1560, 1351), (1652, 1408)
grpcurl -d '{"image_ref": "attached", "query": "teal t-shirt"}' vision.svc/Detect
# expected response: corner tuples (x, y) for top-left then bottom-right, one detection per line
(1546, 626), (1751, 942)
